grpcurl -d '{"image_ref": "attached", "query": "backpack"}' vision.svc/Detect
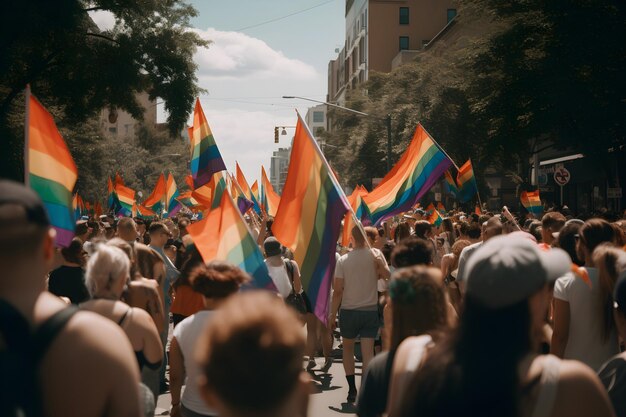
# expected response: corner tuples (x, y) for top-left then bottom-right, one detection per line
(284, 260), (307, 315)
(0, 299), (77, 417)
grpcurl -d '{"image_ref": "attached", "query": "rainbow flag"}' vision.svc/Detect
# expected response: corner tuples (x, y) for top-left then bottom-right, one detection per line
(190, 99), (227, 188)
(187, 191), (277, 291)
(341, 185), (371, 247)
(107, 176), (117, 210)
(94, 201), (103, 218)
(165, 173), (182, 218)
(143, 173), (166, 213)
(115, 172), (125, 187)
(26, 93), (78, 247)
(436, 202), (446, 214)
(260, 166), (280, 217)
(72, 194), (82, 221)
(521, 190), (542, 216)
(456, 160), (478, 203)
(115, 184), (135, 217)
(185, 174), (194, 190)
(177, 191), (205, 211)
(475, 204), (482, 215)
(426, 203), (435, 214)
(191, 184), (213, 208)
(230, 173), (254, 215)
(272, 114), (350, 323)
(428, 209), (443, 226)
(443, 169), (458, 197)
(135, 204), (156, 219)
(363, 124), (452, 226)
(251, 181), (260, 203)
(236, 163), (261, 214)
(209, 171), (228, 209)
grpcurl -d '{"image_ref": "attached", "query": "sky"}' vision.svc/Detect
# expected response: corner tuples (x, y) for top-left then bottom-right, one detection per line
(93, 0), (346, 185)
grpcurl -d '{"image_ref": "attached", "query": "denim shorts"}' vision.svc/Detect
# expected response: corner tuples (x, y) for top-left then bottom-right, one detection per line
(339, 308), (379, 339)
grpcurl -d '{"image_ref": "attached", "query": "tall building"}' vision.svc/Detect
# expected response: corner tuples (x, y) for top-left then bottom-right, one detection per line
(304, 104), (327, 136)
(99, 92), (157, 139)
(328, 0), (457, 104)
(270, 147), (291, 194)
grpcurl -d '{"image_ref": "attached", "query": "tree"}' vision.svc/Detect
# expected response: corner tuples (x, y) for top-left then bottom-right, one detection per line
(0, 0), (208, 180)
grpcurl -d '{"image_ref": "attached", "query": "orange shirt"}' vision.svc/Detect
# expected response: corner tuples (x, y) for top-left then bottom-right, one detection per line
(170, 285), (205, 317)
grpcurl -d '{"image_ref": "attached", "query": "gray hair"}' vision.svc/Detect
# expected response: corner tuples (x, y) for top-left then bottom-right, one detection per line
(85, 243), (130, 297)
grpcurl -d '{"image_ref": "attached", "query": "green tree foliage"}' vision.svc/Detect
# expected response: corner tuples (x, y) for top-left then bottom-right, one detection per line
(0, 0), (208, 180)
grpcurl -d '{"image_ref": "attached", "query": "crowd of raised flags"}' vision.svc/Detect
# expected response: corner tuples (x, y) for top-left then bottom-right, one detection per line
(25, 90), (546, 321)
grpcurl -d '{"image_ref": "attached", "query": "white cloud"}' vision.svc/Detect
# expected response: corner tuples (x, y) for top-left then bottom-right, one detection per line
(193, 28), (317, 80)
(88, 10), (116, 32)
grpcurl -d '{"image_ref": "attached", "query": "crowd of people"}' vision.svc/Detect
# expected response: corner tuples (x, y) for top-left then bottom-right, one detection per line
(2, 177), (626, 417)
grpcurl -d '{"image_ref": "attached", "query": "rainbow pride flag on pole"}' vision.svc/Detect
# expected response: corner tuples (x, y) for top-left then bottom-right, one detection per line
(115, 184), (135, 217)
(230, 173), (254, 215)
(190, 99), (226, 188)
(456, 160), (478, 203)
(443, 169), (458, 197)
(236, 163), (261, 214)
(186, 190), (277, 291)
(521, 190), (543, 216)
(363, 124), (452, 226)
(143, 173), (166, 213)
(341, 185), (371, 247)
(165, 173), (182, 218)
(26, 91), (78, 247)
(260, 166), (280, 217)
(428, 209), (443, 227)
(272, 113), (350, 323)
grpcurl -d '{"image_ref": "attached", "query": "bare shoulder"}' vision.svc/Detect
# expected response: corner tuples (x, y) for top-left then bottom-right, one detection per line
(552, 359), (614, 417)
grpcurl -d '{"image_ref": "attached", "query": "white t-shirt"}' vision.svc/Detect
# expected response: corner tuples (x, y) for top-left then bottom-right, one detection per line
(335, 247), (387, 310)
(172, 311), (217, 415)
(456, 241), (483, 283)
(553, 268), (619, 371)
(265, 260), (293, 298)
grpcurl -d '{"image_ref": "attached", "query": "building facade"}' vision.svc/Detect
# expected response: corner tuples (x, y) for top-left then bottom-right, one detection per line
(98, 92), (157, 139)
(270, 147), (291, 194)
(304, 104), (328, 136)
(328, 0), (457, 104)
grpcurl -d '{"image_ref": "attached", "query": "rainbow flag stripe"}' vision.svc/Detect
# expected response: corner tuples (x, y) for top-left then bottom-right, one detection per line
(230, 173), (254, 215)
(364, 124), (451, 226)
(27, 94), (78, 247)
(261, 166), (280, 217)
(115, 184), (135, 217)
(143, 173), (166, 212)
(272, 114), (350, 323)
(165, 173), (182, 218)
(190, 99), (226, 188)
(521, 190), (543, 215)
(456, 160), (478, 203)
(236, 163), (261, 214)
(443, 170), (458, 197)
(428, 209), (443, 227)
(187, 192), (276, 291)
(341, 185), (371, 247)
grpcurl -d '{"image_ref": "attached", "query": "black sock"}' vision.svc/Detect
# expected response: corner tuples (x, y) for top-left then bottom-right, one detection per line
(346, 374), (356, 391)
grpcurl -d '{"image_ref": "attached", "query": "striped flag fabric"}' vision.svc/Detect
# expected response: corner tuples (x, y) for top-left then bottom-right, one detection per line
(165, 173), (182, 218)
(143, 173), (166, 213)
(26, 93), (78, 247)
(426, 203), (435, 214)
(185, 174), (194, 190)
(115, 172), (125, 187)
(186, 191), (277, 291)
(428, 209), (443, 227)
(456, 160), (478, 203)
(341, 185), (371, 247)
(236, 163), (261, 214)
(260, 166), (280, 217)
(251, 181), (260, 204)
(272, 114), (350, 323)
(443, 169), (458, 197)
(72, 194), (82, 221)
(115, 184), (135, 217)
(190, 99), (227, 188)
(177, 191), (206, 211)
(94, 201), (103, 218)
(521, 190), (543, 216)
(363, 124), (452, 226)
(107, 176), (117, 210)
(230, 173), (254, 215)
(135, 204), (156, 219)
(436, 202), (446, 214)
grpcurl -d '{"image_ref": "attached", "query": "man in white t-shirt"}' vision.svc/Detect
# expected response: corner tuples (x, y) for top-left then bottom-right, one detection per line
(263, 237), (301, 298)
(328, 226), (390, 403)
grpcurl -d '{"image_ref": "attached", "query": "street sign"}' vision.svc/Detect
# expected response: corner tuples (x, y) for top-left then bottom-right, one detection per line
(608, 188), (622, 199)
(553, 167), (571, 186)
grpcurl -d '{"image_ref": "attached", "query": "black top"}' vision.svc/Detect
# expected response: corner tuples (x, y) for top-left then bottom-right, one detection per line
(48, 266), (89, 305)
(598, 355), (626, 417)
(357, 350), (396, 417)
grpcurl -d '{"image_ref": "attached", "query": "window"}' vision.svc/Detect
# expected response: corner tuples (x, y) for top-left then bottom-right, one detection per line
(313, 111), (324, 123)
(399, 36), (409, 51)
(447, 9), (457, 23)
(399, 7), (409, 25)
(108, 127), (117, 134)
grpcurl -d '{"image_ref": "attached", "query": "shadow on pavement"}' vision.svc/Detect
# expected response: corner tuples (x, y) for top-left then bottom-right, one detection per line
(329, 402), (358, 414)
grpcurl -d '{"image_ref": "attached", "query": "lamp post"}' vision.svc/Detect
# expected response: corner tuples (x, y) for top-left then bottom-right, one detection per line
(282, 95), (393, 171)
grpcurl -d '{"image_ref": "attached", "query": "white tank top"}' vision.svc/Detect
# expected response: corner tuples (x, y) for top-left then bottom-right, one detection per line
(266, 262), (293, 298)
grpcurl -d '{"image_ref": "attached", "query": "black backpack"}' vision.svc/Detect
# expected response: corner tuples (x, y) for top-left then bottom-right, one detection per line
(0, 299), (77, 417)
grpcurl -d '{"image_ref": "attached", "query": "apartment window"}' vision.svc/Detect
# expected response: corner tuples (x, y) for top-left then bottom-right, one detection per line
(313, 111), (324, 123)
(399, 7), (409, 25)
(108, 127), (117, 134)
(399, 36), (409, 51)
(447, 9), (457, 23)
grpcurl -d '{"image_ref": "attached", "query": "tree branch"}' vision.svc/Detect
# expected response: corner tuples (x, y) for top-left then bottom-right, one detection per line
(86, 32), (120, 45)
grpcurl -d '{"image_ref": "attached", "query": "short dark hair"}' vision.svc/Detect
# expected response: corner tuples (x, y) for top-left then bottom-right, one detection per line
(148, 222), (170, 236)
(467, 223), (482, 239)
(413, 221), (432, 239)
(392, 236), (433, 267)
(60, 238), (86, 265)
(197, 291), (305, 414)
(541, 211), (566, 232)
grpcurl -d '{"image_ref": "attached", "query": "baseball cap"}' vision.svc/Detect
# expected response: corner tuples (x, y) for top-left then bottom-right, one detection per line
(0, 180), (50, 227)
(614, 271), (626, 312)
(465, 235), (571, 309)
(263, 237), (282, 257)
(75, 220), (89, 235)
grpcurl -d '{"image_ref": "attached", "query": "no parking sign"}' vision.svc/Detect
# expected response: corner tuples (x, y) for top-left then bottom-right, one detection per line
(553, 167), (571, 186)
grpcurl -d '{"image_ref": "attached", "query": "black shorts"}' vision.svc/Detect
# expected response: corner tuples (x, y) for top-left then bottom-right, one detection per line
(339, 309), (379, 339)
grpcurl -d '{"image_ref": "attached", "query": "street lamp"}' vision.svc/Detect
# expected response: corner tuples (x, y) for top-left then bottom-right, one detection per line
(282, 95), (393, 171)
(274, 126), (296, 143)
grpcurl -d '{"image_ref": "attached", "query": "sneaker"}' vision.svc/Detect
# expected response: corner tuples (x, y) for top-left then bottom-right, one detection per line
(321, 357), (333, 372)
(306, 359), (316, 371)
(347, 387), (357, 403)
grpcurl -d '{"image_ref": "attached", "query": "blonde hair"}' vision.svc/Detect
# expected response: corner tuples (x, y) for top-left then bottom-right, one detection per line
(85, 244), (130, 297)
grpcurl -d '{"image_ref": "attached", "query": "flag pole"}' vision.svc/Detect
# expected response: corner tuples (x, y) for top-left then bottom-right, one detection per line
(295, 110), (372, 249)
(419, 122), (460, 171)
(24, 84), (31, 186)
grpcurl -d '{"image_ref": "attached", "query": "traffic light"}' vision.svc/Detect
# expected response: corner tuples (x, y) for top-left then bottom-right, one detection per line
(274, 127), (279, 143)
